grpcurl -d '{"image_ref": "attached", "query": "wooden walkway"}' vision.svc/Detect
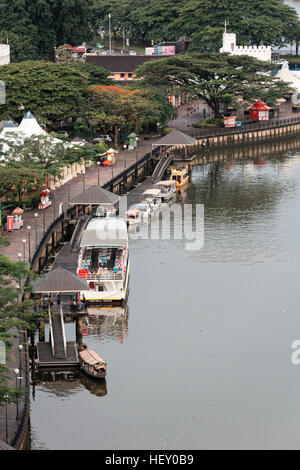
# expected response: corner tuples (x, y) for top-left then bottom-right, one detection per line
(0, 137), (160, 263)
(36, 342), (79, 367)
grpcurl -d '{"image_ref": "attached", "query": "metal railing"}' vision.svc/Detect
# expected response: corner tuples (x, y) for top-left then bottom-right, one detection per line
(185, 115), (300, 139)
(86, 272), (123, 281)
(48, 305), (55, 356)
(29, 147), (158, 274)
(59, 303), (67, 358)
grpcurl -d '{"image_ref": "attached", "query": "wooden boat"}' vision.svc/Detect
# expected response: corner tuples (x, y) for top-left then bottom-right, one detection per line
(170, 168), (189, 187)
(79, 349), (107, 379)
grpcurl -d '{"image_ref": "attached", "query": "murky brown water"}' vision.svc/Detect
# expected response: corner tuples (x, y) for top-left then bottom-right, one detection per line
(31, 150), (300, 449)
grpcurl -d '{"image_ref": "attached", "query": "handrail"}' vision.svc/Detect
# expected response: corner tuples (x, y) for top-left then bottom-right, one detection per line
(29, 148), (157, 273)
(186, 115), (300, 139)
(59, 303), (67, 358)
(152, 154), (173, 182)
(48, 305), (55, 356)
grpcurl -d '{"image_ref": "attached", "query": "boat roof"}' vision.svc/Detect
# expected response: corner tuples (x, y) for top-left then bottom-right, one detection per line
(125, 209), (140, 216)
(79, 349), (107, 366)
(135, 203), (148, 209)
(80, 218), (128, 247)
(172, 168), (187, 174)
(142, 188), (161, 195)
(154, 180), (176, 186)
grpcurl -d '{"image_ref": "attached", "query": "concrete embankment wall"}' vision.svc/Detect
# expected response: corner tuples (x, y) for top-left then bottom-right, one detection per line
(173, 121), (300, 154)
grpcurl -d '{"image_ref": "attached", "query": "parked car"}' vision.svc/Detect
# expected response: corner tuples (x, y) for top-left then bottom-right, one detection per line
(56, 130), (69, 137)
(129, 50), (137, 55)
(93, 135), (112, 143)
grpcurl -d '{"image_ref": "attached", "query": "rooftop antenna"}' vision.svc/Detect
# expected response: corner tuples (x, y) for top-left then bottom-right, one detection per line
(224, 19), (229, 34)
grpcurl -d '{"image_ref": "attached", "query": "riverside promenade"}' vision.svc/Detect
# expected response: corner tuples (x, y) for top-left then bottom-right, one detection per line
(0, 137), (160, 263)
(0, 137), (160, 449)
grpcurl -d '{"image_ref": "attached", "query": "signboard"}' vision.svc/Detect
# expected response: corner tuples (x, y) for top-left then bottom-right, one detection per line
(224, 116), (236, 128)
(7, 215), (13, 231)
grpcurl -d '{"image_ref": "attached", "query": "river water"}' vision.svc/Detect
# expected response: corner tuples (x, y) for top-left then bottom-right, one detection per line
(31, 147), (300, 450)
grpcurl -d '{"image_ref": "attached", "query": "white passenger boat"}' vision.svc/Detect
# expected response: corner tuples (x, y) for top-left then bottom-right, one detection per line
(134, 203), (151, 218)
(153, 180), (176, 202)
(125, 209), (141, 226)
(141, 189), (161, 211)
(77, 218), (129, 304)
(95, 206), (117, 218)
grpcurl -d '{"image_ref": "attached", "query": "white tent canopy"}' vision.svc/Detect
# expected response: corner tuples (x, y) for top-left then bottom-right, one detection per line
(276, 60), (300, 98)
(17, 111), (47, 138)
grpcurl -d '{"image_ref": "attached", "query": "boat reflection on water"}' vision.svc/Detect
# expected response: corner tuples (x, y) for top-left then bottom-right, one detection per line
(33, 368), (107, 398)
(79, 372), (107, 397)
(84, 305), (129, 344)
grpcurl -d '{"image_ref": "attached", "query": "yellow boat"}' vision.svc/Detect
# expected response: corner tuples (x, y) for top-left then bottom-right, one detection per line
(170, 168), (189, 187)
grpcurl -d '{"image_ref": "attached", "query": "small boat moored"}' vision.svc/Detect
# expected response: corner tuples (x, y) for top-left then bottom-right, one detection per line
(79, 349), (107, 379)
(141, 189), (161, 212)
(134, 203), (151, 218)
(170, 168), (189, 187)
(125, 209), (141, 225)
(153, 180), (176, 202)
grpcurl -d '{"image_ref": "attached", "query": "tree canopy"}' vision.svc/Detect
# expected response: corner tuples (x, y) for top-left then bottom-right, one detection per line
(74, 84), (175, 144)
(0, 136), (95, 205)
(0, 0), (94, 61)
(136, 53), (291, 117)
(0, 235), (46, 405)
(91, 0), (300, 51)
(0, 61), (111, 125)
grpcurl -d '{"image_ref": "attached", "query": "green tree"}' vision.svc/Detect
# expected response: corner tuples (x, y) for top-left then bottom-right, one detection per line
(79, 85), (169, 144)
(0, 0), (96, 60)
(0, 61), (111, 125)
(0, 135), (94, 204)
(0, 236), (46, 405)
(173, 0), (300, 52)
(136, 53), (291, 118)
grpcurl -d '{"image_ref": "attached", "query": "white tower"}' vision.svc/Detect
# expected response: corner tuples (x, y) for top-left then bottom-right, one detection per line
(0, 44), (10, 65)
(220, 32), (237, 53)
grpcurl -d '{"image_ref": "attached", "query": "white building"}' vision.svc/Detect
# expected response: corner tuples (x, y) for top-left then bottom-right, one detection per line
(220, 31), (272, 62)
(0, 44), (10, 65)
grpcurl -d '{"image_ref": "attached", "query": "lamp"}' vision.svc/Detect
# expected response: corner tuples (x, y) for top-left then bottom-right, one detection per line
(22, 239), (26, 262)
(27, 225), (31, 263)
(34, 213), (38, 249)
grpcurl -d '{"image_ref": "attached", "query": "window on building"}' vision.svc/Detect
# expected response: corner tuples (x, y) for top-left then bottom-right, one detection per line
(128, 73), (132, 78)
(120, 73), (125, 78)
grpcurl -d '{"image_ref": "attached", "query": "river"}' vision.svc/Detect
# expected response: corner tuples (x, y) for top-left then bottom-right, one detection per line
(30, 147), (300, 450)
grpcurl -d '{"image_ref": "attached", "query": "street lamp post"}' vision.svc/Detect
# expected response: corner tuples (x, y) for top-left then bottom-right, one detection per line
(53, 192), (56, 221)
(17, 253), (22, 288)
(27, 226), (31, 263)
(82, 171), (85, 192)
(123, 144), (127, 169)
(14, 368), (19, 419)
(22, 239), (26, 262)
(18, 345), (23, 386)
(67, 182), (70, 203)
(157, 122), (160, 135)
(34, 213), (38, 249)
(97, 161), (101, 187)
(108, 13), (112, 55)
(43, 210), (46, 235)
(135, 137), (139, 164)
(4, 394), (8, 443)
